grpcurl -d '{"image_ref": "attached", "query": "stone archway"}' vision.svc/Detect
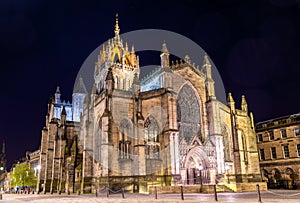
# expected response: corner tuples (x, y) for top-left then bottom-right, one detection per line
(181, 147), (211, 185)
(270, 168), (281, 189)
(283, 168), (295, 189)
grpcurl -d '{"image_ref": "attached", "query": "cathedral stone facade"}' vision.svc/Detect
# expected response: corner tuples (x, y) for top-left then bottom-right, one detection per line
(36, 16), (265, 194)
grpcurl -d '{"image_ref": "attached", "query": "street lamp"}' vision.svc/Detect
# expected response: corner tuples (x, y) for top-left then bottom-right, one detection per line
(225, 165), (231, 184)
(198, 164), (203, 186)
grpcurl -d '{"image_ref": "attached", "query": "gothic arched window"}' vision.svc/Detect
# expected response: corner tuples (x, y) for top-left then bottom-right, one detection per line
(118, 119), (132, 159)
(144, 116), (160, 159)
(177, 84), (201, 144)
(222, 125), (231, 161)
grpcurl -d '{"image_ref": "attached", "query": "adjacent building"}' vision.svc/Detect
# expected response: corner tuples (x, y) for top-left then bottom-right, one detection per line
(256, 113), (300, 189)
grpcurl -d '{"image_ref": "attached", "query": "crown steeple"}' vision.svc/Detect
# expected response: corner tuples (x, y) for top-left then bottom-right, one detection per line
(114, 13), (120, 37)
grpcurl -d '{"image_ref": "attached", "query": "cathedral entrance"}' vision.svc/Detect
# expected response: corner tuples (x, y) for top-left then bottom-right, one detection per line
(181, 147), (211, 185)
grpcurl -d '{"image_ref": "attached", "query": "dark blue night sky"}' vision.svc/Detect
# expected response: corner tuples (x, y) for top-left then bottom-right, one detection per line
(0, 0), (300, 168)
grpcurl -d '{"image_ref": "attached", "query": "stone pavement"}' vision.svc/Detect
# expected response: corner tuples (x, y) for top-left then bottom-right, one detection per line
(1, 190), (300, 203)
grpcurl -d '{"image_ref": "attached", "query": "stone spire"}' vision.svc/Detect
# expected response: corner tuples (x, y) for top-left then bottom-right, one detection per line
(161, 41), (169, 53)
(241, 95), (248, 113)
(61, 106), (66, 115)
(203, 53), (215, 99)
(131, 44), (135, 54)
(54, 86), (61, 104)
(160, 41), (170, 68)
(203, 53), (212, 79)
(74, 77), (88, 94)
(227, 92), (235, 111)
(61, 106), (67, 123)
(56, 86), (61, 94)
(114, 13), (120, 37)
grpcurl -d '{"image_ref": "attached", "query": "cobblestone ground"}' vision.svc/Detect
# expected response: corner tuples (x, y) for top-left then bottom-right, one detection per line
(1, 190), (300, 203)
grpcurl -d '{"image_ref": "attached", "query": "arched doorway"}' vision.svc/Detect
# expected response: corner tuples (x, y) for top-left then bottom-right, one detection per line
(261, 169), (269, 187)
(182, 147), (210, 185)
(270, 168), (281, 189)
(283, 168), (295, 189)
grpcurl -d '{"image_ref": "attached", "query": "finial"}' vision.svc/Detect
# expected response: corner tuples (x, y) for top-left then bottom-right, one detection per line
(184, 55), (191, 63)
(203, 52), (211, 67)
(161, 41), (169, 53)
(61, 106), (67, 115)
(131, 45), (135, 53)
(241, 95), (248, 112)
(125, 42), (128, 52)
(114, 13), (120, 36)
(228, 92), (234, 103)
(56, 86), (60, 94)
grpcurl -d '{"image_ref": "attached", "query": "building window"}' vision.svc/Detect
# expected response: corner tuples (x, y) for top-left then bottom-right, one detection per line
(271, 147), (277, 159)
(269, 131), (274, 140)
(259, 149), (265, 161)
(283, 146), (289, 158)
(297, 144), (300, 157)
(295, 128), (300, 136)
(281, 129), (287, 138)
(144, 116), (160, 159)
(118, 119), (132, 159)
(258, 134), (263, 142)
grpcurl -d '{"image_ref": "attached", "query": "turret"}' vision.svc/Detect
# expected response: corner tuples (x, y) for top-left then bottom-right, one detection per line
(160, 42), (170, 68)
(72, 77), (87, 122)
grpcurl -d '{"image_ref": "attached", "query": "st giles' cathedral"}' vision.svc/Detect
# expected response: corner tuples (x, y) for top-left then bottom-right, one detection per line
(36, 16), (264, 194)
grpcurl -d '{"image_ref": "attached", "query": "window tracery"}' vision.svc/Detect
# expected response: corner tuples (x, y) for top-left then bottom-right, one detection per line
(118, 119), (132, 159)
(144, 116), (160, 159)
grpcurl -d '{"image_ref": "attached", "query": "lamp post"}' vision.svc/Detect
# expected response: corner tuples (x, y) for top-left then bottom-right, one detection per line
(198, 165), (203, 186)
(225, 165), (231, 184)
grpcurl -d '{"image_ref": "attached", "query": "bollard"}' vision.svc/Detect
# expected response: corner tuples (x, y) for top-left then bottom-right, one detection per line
(96, 189), (98, 197)
(256, 184), (262, 203)
(77, 190), (80, 195)
(0, 193), (2, 200)
(214, 184), (218, 202)
(67, 190), (70, 195)
(180, 185), (184, 200)
(154, 186), (157, 199)
(106, 188), (109, 198)
(58, 190), (61, 195)
(121, 188), (125, 199)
